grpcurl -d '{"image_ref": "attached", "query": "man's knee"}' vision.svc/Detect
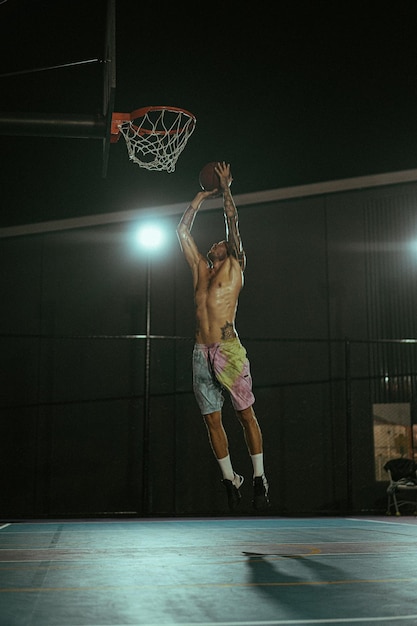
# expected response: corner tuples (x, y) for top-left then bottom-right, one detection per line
(203, 411), (223, 429)
(236, 405), (255, 425)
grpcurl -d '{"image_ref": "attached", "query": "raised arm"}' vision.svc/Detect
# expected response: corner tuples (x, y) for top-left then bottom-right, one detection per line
(176, 189), (215, 271)
(216, 162), (246, 270)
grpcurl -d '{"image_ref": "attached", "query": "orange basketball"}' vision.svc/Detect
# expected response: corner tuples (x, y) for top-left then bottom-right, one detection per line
(199, 162), (221, 192)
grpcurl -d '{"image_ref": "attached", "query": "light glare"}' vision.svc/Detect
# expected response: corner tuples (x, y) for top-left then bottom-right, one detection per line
(137, 224), (164, 250)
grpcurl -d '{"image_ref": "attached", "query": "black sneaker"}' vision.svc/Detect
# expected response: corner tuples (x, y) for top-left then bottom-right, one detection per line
(222, 473), (244, 511)
(252, 475), (270, 511)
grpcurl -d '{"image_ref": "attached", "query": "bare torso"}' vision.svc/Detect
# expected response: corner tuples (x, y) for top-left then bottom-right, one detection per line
(194, 255), (243, 344)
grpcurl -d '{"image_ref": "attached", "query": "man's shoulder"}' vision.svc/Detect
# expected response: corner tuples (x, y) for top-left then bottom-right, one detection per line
(218, 257), (244, 286)
(228, 252), (245, 272)
(197, 255), (209, 269)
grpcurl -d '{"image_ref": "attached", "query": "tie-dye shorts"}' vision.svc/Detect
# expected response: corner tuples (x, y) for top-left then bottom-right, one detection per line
(192, 338), (255, 414)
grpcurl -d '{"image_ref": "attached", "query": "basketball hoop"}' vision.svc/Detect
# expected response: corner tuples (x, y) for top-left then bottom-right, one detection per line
(111, 106), (196, 173)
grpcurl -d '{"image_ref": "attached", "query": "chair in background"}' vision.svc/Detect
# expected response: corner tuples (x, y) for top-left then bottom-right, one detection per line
(384, 457), (417, 516)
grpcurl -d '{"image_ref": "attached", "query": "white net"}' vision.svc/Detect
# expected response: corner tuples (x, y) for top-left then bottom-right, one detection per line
(116, 106), (196, 173)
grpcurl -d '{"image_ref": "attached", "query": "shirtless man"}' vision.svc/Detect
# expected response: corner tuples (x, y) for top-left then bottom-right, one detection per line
(176, 162), (270, 511)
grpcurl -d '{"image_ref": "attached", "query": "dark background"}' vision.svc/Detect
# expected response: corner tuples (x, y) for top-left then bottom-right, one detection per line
(1, 1), (417, 227)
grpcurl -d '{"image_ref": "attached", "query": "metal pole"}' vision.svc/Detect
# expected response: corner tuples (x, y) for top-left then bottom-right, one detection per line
(345, 338), (353, 513)
(0, 112), (107, 138)
(142, 254), (151, 515)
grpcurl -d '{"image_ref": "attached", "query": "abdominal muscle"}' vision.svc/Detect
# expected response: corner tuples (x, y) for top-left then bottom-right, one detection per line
(195, 306), (238, 344)
(194, 259), (241, 344)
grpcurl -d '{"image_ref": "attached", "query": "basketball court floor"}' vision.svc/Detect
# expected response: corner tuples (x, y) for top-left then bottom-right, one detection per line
(1, 515), (417, 625)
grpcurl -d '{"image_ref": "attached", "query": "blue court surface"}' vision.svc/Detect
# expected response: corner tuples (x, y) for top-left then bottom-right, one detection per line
(1, 515), (417, 626)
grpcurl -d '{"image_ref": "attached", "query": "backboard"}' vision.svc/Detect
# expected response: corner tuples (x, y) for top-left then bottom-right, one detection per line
(102, 0), (116, 178)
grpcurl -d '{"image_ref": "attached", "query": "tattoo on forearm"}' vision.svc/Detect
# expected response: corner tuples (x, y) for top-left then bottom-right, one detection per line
(223, 194), (235, 217)
(225, 214), (245, 266)
(221, 321), (235, 340)
(181, 205), (197, 230)
(223, 191), (242, 252)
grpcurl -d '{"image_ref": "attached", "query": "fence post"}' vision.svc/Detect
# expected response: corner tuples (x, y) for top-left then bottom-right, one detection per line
(345, 337), (353, 512)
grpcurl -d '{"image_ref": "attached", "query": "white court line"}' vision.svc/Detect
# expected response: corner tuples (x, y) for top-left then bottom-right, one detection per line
(0, 524), (10, 531)
(2, 516), (408, 525)
(349, 517), (417, 527)
(76, 615), (417, 625)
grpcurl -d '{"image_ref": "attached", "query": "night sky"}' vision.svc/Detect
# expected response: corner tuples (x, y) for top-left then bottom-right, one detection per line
(1, 0), (417, 228)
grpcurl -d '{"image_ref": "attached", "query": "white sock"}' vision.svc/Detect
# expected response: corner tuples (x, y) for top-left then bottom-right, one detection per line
(251, 453), (264, 478)
(217, 455), (235, 481)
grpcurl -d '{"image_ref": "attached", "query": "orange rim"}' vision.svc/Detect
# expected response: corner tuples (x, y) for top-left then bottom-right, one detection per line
(111, 106), (196, 138)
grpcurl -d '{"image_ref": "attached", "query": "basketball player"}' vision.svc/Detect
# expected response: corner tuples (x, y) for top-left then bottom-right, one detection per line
(176, 161), (270, 512)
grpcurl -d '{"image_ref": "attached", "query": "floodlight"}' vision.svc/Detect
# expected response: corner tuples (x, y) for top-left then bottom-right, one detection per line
(136, 224), (164, 250)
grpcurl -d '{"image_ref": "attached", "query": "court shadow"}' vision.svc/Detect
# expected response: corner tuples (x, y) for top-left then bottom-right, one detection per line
(243, 551), (348, 620)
